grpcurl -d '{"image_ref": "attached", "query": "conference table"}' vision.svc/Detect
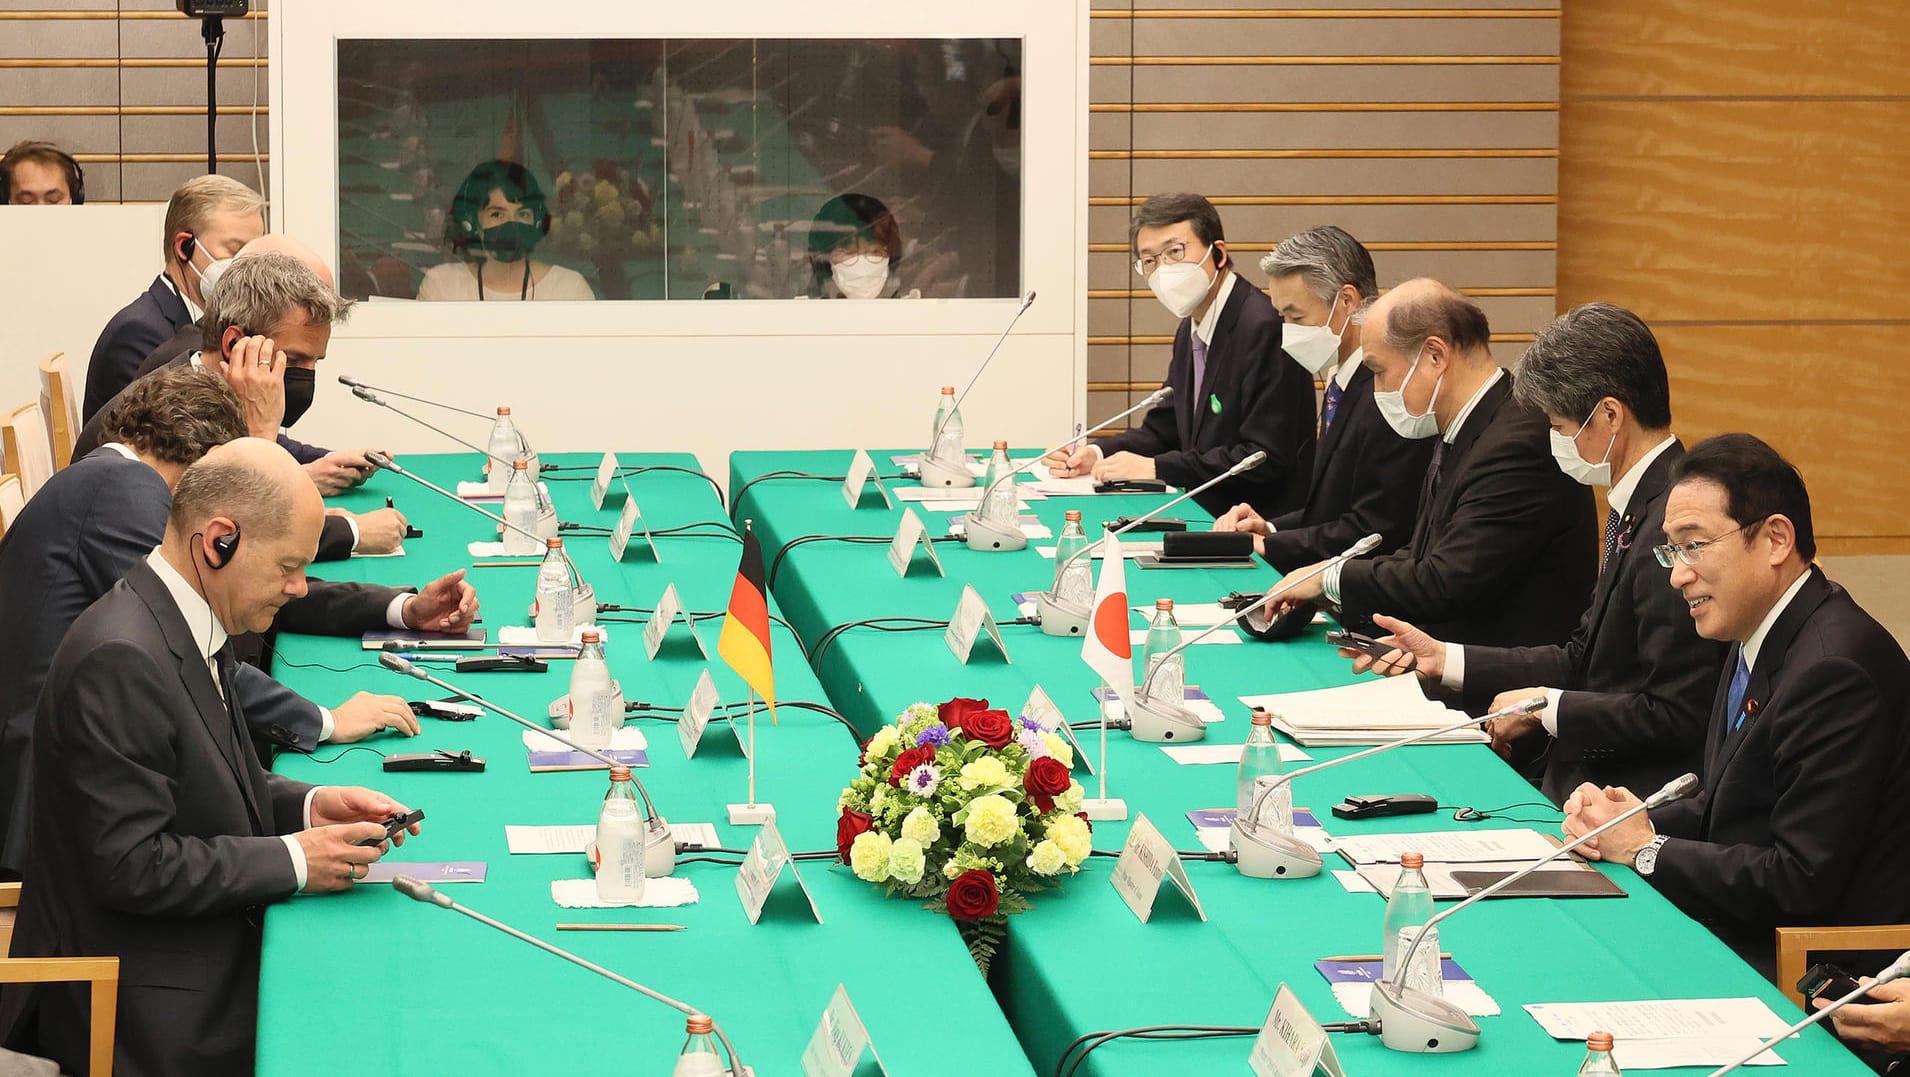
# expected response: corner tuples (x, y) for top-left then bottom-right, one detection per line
(730, 448), (1871, 1077)
(258, 454), (1034, 1076)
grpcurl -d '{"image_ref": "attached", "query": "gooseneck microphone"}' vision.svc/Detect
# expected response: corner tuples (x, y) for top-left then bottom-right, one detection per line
(1370, 773), (1700, 1055)
(364, 451), (551, 545)
(1231, 696), (1544, 879)
(920, 291), (1037, 489)
(960, 386), (1174, 553)
(1037, 447), (1261, 637)
(392, 875), (749, 1076)
(379, 652), (675, 879)
(347, 382), (514, 469)
(337, 375), (494, 419)
(1705, 951), (1910, 1076)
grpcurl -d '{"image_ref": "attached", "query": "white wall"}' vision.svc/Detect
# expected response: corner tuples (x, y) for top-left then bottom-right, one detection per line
(272, 1), (1091, 480)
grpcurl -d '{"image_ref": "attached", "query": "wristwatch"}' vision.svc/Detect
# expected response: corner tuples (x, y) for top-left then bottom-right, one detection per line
(1633, 834), (1670, 876)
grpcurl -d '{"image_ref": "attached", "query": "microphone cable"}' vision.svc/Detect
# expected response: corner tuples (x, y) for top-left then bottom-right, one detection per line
(1055, 1025), (1258, 1077)
(620, 697), (857, 736)
(729, 470), (909, 523)
(768, 532), (959, 590)
(1086, 849), (1237, 863)
(594, 607), (809, 661)
(811, 615), (1039, 668)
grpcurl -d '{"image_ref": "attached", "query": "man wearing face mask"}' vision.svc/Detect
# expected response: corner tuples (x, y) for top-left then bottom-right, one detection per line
(1259, 278), (1596, 647)
(1046, 193), (1314, 517)
(1340, 304), (1727, 802)
(1214, 226), (1434, 583)
(73, 236), (407, 556)
(82, 174), (266, 419)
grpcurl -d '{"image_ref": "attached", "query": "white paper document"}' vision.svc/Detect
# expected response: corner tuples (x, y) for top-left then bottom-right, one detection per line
(1332, 869), (1377, 894)
(1239, 675), (1454, 730)
(1160, 743), (1310, 766)
(1333, 979), (1501, 1020)
(1523, 998), (1790, 1069)
(1334, 828), (1562, 866)
(520, 727), (648, 753)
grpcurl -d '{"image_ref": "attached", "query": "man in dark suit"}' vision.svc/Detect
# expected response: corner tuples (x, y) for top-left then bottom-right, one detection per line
(1343, 304), (1728, 802)
(81, 174), (265, 419)
(1213, 226), (1433, 572)
(1045, 193), (1314, 517)
(0, 438), (423, 1077)
(0, 368), (477, 877)
(1564, 434), (1910, 979)
(1264, 278), (1597, 646)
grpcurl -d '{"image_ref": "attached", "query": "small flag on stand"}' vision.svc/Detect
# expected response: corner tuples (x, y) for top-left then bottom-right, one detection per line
(718, 522), (778, 722)
(1080, 532), (1133, 713)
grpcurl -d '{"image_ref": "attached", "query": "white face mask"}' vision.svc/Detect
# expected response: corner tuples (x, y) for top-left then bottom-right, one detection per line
(1373, 344), (1443, 440)
(1281, 292), (1351, 376)
(1146, 244), (1215, 320)
(1549, 403), (1617, 486)
(831, 255), (889, 300)
(196, 255), (236, 303)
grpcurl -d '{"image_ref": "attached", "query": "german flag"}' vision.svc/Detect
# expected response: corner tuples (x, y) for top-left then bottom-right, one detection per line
(718, 524), (777, 721)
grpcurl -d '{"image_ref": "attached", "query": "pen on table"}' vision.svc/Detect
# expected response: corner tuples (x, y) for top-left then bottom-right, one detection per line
(1320, 953), (1453, 962)
(556, 923), (686, 932)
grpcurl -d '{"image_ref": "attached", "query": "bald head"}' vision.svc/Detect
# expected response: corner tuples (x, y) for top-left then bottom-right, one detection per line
(170, 437), (321, 543)
(166, 438), (323, 634)
(237, 233), (335, 289)
(1365, 277), (1493, 363)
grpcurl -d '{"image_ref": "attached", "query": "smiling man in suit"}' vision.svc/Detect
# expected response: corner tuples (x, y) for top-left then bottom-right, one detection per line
(1342, 304), (1729, 802)
(0, 438), (423, 1077)
(1563, 434), (1910, 978)
(1045, 192), (1315, 517)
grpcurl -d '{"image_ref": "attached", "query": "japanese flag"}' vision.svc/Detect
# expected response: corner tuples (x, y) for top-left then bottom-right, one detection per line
(1081, 532), (1134, 712)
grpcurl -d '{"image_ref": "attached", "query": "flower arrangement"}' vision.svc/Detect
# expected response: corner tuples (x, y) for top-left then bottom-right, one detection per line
(836, 697), (1091, 974)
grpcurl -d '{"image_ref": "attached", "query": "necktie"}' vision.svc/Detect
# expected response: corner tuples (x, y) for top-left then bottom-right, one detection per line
(1601, 508), (1623, 570)
(1424, 441), (1445, 497)
(1190, 331), (1209, 401)
(1726, 647), (1751, 731)
(1320, 378), (1344, 436)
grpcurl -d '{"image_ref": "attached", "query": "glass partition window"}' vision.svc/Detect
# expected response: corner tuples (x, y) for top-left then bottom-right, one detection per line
(336, 37), (1023, 302)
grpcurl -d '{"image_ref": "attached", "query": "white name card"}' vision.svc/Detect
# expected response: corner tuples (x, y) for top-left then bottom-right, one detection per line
(735, 820), (822, 926)
(640, 583), (709, 660)
(800, 984), (889, 1077)
(1249, 984), (1345, 1077)
(944, 584), (1011, 665)
(886, 508), (944, 578)
(678, 669), (746, 760)
(588, 452), (622, 510)
(1022, 684), (1091, 776)
(840, 449), (894, 510)
(608, 495), (659, 563)
(1110, 812), (1207, 924)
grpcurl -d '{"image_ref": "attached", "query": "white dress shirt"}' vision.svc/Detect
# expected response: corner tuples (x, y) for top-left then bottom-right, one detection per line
(1743, 568), (1813, 673)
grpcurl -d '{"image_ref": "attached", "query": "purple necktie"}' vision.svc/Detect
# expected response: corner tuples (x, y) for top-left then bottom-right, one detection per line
(1190, 332), (1209, 400)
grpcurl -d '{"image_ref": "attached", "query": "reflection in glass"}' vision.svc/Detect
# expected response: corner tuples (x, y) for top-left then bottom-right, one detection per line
(336, 38), (1021, 302)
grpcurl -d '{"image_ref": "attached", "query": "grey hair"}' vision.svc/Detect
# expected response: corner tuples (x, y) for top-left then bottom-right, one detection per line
(1259, 225), (1378, 309)
(161, 174), (265, 264)
(169, 450), (296, 542)
(200, 251), (355, 352)
(1513, 303), (1673, 428)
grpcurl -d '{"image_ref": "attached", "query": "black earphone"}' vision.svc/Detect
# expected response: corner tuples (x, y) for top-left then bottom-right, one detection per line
(1, 142), (85, 205)
(209, 524), (241, 569)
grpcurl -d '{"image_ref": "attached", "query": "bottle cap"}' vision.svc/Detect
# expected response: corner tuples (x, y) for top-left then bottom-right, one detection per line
(1401, 852), (1424, 869)
(994, 440), (1009, 450)
(581, 629), (601, 644)
(512, 459), (528, 470)
(686, 1013), (714, 1035)
(1251, 710), (1272, 727)
(1156, 598), (1174, 610)
(609, 765), (631, 781)
(941, 385), (955, 395)
(497, 406), (511, 416)
(1065, 509), (1082, 522)
(546, 537), (563, 549)
(1587, 1031), (1614, 1051)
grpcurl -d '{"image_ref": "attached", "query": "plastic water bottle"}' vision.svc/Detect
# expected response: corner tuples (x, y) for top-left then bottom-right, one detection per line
(1053, 510), (1094, 606)
(485, 406), (519, 493)
(1142, 599), (1184, 703)
(1578, 1031), (1621, 1075)
(1383, 851), (1436, 984)
(534, 538), (574, 643)
(929, 385), (964, 463)
(673, 1014), (727, 1077)
(1238, 710), (1288, 826)
(568, 629), (615, 749)
(501, 460), (541, 555)
(980, 441), (1018, 523)
(594, 765), (646, 903)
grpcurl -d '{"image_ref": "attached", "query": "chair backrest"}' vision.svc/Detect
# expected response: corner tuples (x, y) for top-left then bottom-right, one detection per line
(37, 352), (76, 470)
(0, 404), (54, 498)
(1774, 923), (1910, 1009)
(0, 474), (22, 540)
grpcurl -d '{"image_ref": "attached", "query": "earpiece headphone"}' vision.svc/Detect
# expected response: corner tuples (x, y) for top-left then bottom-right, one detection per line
(1, 142), (85, 205)
(179, 234), (198, 262)
(209, 524), (241, 569)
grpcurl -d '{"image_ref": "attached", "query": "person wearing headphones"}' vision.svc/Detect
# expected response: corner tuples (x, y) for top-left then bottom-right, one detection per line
(417, 160), (595, 302)
(0, 140), (83, 205)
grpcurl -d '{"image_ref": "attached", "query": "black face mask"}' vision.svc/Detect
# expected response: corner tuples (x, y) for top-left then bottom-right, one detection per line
(282, 367), (316, 427)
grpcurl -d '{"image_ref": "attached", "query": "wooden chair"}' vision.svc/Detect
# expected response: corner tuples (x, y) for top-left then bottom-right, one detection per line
(1776, 923), (1910, 1009)
(37, 353), (77, 470)
(0, 474), (22, 540)
(0, 404), (54, 498)
(0, 882), (119, 1077)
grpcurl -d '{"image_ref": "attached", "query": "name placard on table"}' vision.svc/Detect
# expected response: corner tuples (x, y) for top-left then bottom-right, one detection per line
(944, 584), (1011, 665)
(735, 820), (822, 926)
(841, 449), (894, 510)
(800, 984), (888, 1077)
(886, 507), (944, 578)
(642, 581), (710, 661)
(1110, 812), (1206, 923)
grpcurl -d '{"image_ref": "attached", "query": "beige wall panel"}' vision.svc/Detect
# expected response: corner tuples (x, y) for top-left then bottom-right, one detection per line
(1120, 110), (1560, 152)
(1088, 343), (1132, 382)
(1090, 18), (1137, 57)
(1092, 203), (1559, 244)
(1114, 289), (1553, 339)
(1094, 0), (1551, 8)
(1088, 114), (1134, 151)
(0, 68), (119, 105)
(1131, 17), (1559, 57)
(1087, 159), (1132, 199)
(0, 20), (120, 58)
(118, 114), (265, 154)
(1108, 64), (1559, 105)
(1095, 249), (1557, 291)
(1087, 296), (1138, 337)
(119, 67), (269, 108)
(1122, 156), (1558, 198)
(0, 115), (118, 153)
(118, 19), (265, 60)
(119, 160), (271, 203)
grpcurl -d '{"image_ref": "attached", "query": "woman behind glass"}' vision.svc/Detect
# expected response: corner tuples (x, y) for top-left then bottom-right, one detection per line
(804, 193), (921, 300)
(418, 159), (596, 302)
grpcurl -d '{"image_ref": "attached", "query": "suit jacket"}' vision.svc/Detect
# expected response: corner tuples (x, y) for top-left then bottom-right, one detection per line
(1097, 278), (1316, 518)
(1459, 442), (1730, 801)
(1261, 361), (1434, 572)
(81, 275), (192, 420)
(1647, 568), (1910, 978)
(1334, 373), (1597, 647)
(0, 561), (316, 1077)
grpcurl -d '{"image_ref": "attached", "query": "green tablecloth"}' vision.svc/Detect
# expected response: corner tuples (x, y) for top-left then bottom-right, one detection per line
(257, 453), (1033, 1077)
(729, 449), (1871, 1077)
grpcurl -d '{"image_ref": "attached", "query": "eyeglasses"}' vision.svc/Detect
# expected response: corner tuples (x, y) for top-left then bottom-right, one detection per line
(1652, 519), (1764, 568)
(1133, 240), (1201, 278)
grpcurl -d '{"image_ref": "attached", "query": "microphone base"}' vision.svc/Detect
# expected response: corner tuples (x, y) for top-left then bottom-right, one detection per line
(1127, 694), (1208, 743)
(1229, 821), (1323, 879)
(962, 511), (1027, 552)
(644, 817), (675, 880)
(1036, 592), (1091, 636)
(1082, 797), (1128, 822)
(726, 801), (776, 826)
(918, 454), (976, 489)
(1371, 980), (1481, 1054)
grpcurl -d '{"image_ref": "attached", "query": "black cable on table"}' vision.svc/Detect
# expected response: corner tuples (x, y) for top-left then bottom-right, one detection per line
(1448, 800), (1563, 825)
(538, 463), (728, 512)
(810, 617), (951, 668)
(301, 745), (390, 765)
(594, 610), (809, 661)
(729, 471), (841, 522)
(673, 856), (746, 868)
(766, 534), (891, 590)
(1055, 1025), (1258, 1077)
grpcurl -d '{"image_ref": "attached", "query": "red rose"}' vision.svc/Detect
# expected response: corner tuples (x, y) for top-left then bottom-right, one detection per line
(938, 697), (989, 732)
(1023, 755), (1072, 813)
(889, 744), (938, 788)
(836, 809), (873, 864)
(962, 708), (1014, 749)
(1078, 812), (1092, 833)
(946, 869), (1000, 921)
